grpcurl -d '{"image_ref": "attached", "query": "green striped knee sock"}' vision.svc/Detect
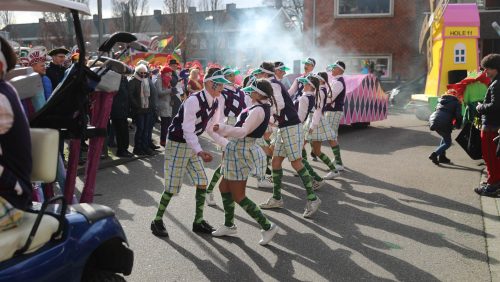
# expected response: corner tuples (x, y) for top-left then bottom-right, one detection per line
(272, 169), (283, 200)
(221, 192), (235, 227)
(297, 167), (317, 201)
(154, 191), (173, 220)
(194, 188), (207, 224)
(331, 145), (343, 165)
(238, 197), (271, 230)
(206, 165), (222, 193)
(266, 156), (272, 175)
(302, 149), (322, 181)
(319, 153), (338, 172)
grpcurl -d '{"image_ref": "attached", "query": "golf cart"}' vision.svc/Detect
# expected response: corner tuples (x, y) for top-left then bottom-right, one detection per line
(0, 1), (134, 281)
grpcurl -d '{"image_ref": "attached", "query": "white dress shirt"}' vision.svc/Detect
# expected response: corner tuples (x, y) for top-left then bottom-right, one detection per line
(181, 91), (227, 154)
(327, 75), (345, 105)
(297, 92), (321, 129)
(216, 101), (268, 141)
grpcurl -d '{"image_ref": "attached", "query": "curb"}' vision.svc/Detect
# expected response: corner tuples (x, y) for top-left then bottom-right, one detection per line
(480, 168), (500, 282)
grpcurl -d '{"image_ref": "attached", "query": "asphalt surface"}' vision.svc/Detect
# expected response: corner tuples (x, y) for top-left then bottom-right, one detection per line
(78, 111), (492, 281)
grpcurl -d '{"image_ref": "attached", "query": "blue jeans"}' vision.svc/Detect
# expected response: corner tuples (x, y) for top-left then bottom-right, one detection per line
(134, 112), (152, 151)
(435, 130), (452, 156)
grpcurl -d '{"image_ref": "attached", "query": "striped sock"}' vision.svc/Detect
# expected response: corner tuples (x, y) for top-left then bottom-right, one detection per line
(154, 191), (173, 220)
(206, 165), (222, 193)
(266, 156), (272, 175)
(194, 188), (207, 224)
(319, 153), (338, 172)
(221, 192), (235, 227)
(302, 149), (322, 181)
(238, 197), (271, 230)
(297, 167), (317, 201)
(331, 145), (343, 165)
(272, 169), (283, 200)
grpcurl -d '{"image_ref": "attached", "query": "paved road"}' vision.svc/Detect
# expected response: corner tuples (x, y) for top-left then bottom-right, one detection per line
(80, 112), (491, 281)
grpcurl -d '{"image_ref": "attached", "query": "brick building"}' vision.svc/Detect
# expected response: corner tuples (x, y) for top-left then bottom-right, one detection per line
(303, 0), (429, 82)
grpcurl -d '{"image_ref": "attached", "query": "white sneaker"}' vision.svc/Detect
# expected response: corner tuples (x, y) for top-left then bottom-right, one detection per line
(212, 224), (238, 237)
(259, 197), (284, 209)
(259, 222), (279, 245)
(312, 179), (324, 191)
(258, 178), (274, 188)
(324, 170), (340, 180)
(335, 164), (345, 171)
(303, 197), (322, 218)
(205, 192), (216, 206)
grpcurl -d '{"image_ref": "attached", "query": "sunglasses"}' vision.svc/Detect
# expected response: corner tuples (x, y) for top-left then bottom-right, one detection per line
(139, 72), (148, 75)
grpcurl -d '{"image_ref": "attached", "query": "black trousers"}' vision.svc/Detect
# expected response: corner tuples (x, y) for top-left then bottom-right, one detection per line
(112, 118), (130, 153)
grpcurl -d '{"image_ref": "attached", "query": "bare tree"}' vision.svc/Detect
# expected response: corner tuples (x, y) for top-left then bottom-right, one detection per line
(163, 0), (194, 61)
(197, 0), (223, 11)
(40, 0), (90, 48)
(264, 0), (303, 31)
(0, 11), (15, 29)
(111, 0), (150, 33)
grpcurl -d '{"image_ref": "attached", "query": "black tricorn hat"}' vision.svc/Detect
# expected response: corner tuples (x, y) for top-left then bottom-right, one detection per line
(48, 48), (70, 56)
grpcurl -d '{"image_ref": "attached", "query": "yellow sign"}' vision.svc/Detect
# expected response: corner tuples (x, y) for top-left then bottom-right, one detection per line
(444, 27), (478, 38)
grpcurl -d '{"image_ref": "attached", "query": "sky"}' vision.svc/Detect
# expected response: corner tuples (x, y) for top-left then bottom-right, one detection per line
(11, 0), (267, 24)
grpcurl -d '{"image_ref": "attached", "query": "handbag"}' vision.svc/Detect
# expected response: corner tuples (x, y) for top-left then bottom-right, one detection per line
(455, 121), (482, 160)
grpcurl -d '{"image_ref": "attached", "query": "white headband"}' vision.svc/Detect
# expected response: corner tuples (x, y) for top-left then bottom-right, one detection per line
(205, 74), (226, 82)
(258, 67), (275, 75)
(248, 84), (269, 97)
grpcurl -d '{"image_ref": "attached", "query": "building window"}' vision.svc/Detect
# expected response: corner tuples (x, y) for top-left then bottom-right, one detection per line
(336, 0), (393, 18)
(199, 38), (207, 50)
(337, 55), (392, 79)
(190, 38), (198, 49)
(454, 43), (466, 64)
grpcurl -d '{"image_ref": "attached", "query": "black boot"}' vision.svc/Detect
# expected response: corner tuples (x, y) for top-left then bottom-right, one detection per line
(151, 220), (169, 237)
(429, 152), (439, 165)
(438, 152), (451, 164)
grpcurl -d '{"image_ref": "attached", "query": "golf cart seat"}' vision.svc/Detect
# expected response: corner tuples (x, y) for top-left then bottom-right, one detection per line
(0, 128), (62, 263)
(0, 211), (59, 263)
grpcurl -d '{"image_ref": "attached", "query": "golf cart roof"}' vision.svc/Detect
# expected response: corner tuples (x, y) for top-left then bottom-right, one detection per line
(0, 0), (91, 15)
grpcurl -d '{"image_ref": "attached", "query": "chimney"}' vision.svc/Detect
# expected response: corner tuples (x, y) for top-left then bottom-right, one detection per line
(275, 0), (283, 9)
(154, 9), (161, 17)
(188, 6), (197, 13)
(226, 3), (236, 13)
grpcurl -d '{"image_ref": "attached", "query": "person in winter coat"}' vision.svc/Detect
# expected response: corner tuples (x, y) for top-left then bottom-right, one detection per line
(155, 66), (175, 147)
(428, 89), (462, 165)
(475, 54), (500, 196)
(129, 64), (155, 156)
(111, 75), (133, 158)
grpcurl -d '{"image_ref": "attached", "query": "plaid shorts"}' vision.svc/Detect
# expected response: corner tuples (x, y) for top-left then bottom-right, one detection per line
(164, 141), (208, 194)
(273, 124), (304, 161)
(308, 114), (336, 141)
(226, 116), (238, 126)
(332, 111), (344, 137)
(249, 144), (267, 180)
(222, 137), (262, 181)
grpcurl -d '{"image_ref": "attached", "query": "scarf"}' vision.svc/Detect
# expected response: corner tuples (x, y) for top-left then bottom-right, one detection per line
(134, 73), (150, 109)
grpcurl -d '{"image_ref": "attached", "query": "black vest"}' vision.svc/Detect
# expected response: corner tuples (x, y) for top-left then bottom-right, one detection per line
(167, 90), (218, 143)
(222, 87), (246, 117)
(325, 76), (346, 112)
(270, 78), (301, 128)
(293, 94), (316, 122)
(0, 80), (32, 209)
(234, 104), (271, 138)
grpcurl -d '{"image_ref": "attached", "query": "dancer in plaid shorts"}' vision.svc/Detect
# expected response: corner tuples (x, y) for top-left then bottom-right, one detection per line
(211, 79), (280, 245)
(308, 72), (341, 180)
(293, 75), (325, 190)
(151, 68), (231, 238)
(205, 67), (247, 206)
(255, 62), (321, 218)
(324, 61), (347, 171)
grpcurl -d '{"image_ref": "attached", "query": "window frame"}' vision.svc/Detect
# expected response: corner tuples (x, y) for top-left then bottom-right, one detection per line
(453, 43), (466, 65)
(336, 54), (393, 79)
(335, 0), (394, 18)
